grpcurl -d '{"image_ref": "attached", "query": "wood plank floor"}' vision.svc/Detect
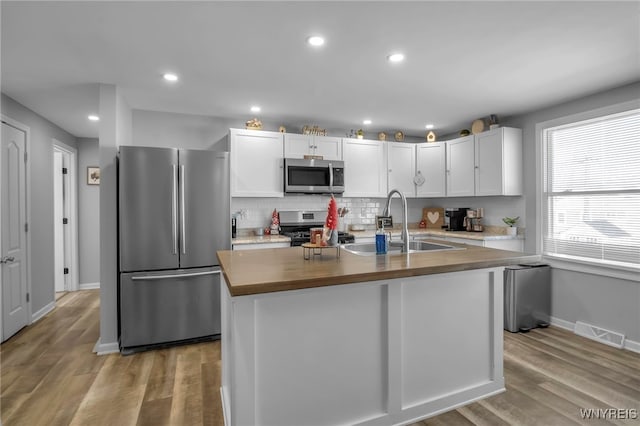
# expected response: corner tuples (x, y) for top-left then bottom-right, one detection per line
(1, 290), (639, 425)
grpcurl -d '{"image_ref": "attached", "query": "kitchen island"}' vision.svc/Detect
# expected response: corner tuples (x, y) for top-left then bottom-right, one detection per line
(217, 243), (538, 426)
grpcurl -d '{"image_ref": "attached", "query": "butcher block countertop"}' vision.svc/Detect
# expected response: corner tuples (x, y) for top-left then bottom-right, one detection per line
(217, 241), (539, 296)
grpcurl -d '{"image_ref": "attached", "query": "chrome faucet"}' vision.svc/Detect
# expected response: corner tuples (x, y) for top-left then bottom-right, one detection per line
(383, 189), (409, 253)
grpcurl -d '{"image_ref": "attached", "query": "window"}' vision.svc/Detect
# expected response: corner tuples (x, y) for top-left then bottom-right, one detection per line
(542, 107), (640, 271)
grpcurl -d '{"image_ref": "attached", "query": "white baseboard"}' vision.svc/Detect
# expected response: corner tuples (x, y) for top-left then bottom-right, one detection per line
(31, 301), (55, 323)
(624, 339), (640, 354)
(79, 282), (100, 290)
(549, 316), (574, 331)
(550, 316), (640, 354)
(93, 339), (120, 355)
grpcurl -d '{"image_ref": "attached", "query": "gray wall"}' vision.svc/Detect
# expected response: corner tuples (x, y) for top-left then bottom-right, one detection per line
(98, 84), (131, 351)
(131, 109), (238, 151)
(77, 138), (100, 285)
(1, 93), (78, 317)
(507, 81), (640, 343)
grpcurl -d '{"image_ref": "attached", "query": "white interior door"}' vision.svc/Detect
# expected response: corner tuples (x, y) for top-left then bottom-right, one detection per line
(1, 121), (29, 341)
(53, 150), (65, 292)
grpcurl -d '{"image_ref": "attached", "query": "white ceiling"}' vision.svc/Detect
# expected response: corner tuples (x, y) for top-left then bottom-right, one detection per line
(2, 1), (639, 139)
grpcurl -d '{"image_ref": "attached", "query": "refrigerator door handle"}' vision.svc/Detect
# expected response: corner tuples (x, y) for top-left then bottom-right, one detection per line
(131, 270), (221, 281)
(180, 164), (186, 255)
(172, 164), (178, 254)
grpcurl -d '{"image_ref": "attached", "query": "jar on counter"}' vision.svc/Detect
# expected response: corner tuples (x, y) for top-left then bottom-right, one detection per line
(310, 228), (323, 246)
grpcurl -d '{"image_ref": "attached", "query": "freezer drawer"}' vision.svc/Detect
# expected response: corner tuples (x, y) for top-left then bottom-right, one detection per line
(119, 267), (221, 350)
(504, 264), (551, 333)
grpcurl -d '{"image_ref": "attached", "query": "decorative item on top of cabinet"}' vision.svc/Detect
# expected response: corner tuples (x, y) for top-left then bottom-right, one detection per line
(356, 129), (364, 139)
(378, 132), (387, 141)
(489, 114), (499, 129)
(422, 207), (445, 229)
(471, 119), (485, 134)
(426, 130), (436, 142)
(302, 125), (326, 136)
(459, 129), (470, 136)
(394, 131), (405, 142)
(245, 118), (262, 130)
(279, 125), (286, 133)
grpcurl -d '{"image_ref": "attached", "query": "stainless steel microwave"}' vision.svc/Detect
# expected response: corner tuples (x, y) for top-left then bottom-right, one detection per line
(284, 158), (345, 194)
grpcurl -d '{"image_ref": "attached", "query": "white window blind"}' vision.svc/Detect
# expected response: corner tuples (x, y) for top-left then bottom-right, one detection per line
(542, 108), (640, 270)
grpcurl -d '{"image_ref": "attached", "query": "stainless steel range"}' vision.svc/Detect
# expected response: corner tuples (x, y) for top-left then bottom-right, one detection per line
(279, 210), (355, 246)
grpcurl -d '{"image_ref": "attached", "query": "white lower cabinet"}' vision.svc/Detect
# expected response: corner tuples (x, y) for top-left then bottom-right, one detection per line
(356, 234), (522, 252)
(417, 235), (523, 251)
(484, 239), (524, 252)
(232, 242), (290, 250)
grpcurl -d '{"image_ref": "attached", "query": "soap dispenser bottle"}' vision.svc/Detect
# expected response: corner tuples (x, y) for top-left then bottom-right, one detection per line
(375, 227), (388, 254)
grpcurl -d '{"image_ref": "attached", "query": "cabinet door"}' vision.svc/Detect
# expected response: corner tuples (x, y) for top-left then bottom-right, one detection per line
(475, 130), (503, 196)
(446, 136), (475, 196)
(342, 138), (387, 197)
(476, 127), (523, 196)
(230, 129), (284, 197)
(484, 239), (523, 252)
(283, 134), (312, 158)
(416, 142), (446, 197)
(313, 136), (343, 161)
(233, 242), (290, 250)
(387, 142), (416, 197)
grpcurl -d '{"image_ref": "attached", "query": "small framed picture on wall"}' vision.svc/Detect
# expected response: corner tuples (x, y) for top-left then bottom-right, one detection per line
(87, 166), (100, 185)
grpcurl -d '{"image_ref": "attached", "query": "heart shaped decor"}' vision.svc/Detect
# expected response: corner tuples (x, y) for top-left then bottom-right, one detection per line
(427, 211), (440, 224)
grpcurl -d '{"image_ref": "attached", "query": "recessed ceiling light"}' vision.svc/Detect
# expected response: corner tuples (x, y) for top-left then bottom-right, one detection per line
(163, 73), (178, 82)
(363, 119), (372, 125)
(425, 124), (434, 129)
(88, 115), (100, 121)
(306, 36), (325, 47)
(387, 53), (405, 63)
(250, 106), (261, 113)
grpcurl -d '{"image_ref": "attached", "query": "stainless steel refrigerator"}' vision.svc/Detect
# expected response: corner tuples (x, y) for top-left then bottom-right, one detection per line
(118, 146), (229, 353)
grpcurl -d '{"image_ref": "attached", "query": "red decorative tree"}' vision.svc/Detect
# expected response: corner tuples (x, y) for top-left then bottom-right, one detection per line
(325, 196), (338, 230)
(322, 195), (339, 246)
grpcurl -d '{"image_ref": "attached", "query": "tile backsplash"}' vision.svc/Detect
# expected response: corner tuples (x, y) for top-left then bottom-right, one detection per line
(232, 195), (525, 231)
(232, 195), (384, 230)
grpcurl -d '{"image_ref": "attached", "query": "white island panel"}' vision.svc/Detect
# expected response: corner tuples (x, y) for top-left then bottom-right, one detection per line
(401, 270), (496, 408)
(254, 284), (387, 425)
(221, 267), (505, 426)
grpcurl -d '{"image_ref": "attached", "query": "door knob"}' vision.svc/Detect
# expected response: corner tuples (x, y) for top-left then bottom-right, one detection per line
(0, 256), (15, 264)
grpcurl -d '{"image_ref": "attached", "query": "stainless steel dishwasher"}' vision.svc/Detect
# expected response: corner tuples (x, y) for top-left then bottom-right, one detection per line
(504, 264), (551, 332)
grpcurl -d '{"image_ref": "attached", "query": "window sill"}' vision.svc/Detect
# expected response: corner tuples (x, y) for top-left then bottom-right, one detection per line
(543, 256), (640, 282)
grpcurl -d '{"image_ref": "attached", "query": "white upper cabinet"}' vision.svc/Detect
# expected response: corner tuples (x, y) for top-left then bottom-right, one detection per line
(387, 141), (417, 197)
(446, 135), (475, 196)
(416, 142), (446, 197)
(284, 134), (342, 161)
(342, 138), (387, 198)
(230, 129), (284, 197)
(475, 127), (523, 196)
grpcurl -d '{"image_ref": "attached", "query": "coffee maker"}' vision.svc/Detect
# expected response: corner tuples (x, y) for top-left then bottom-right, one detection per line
(445, 207), (469, 231)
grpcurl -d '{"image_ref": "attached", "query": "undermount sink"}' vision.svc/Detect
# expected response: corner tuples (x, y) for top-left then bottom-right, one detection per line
(342, 240), (464, 256)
